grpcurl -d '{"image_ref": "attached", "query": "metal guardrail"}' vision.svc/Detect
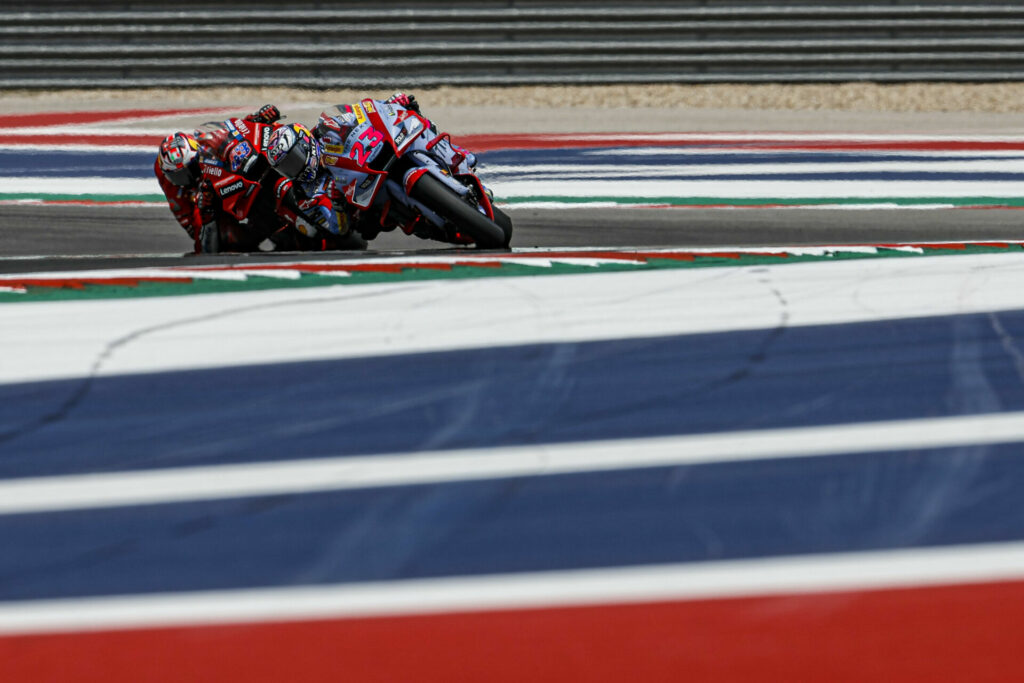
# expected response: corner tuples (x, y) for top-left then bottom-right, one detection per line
(2, 3), (1024, 88)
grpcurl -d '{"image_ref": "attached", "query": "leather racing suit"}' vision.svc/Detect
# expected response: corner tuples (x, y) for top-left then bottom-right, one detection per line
(154, 105), (295, 253)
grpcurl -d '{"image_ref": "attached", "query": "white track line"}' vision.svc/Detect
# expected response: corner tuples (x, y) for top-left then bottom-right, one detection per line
(1, 411), (1022, 516)
(0, 177), (157, 194)
(494, 178), (1024, 198)
(2, 541), (1024, 635)
(483, 160), (1024, 175)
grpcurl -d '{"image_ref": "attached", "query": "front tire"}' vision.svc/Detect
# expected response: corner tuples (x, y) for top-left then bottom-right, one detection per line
(492, 205), (514, 246)
(408, 173), (509, 249)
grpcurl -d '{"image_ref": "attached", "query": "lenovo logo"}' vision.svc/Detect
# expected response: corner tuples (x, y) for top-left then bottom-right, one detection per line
(218, 180), (244, 197)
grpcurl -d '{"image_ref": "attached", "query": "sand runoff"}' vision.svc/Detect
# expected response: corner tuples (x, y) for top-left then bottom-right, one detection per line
(7, 82), (1024, 112)
(4, 83), (1024, 134)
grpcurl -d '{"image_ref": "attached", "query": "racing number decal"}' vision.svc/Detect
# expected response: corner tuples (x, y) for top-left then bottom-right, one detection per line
(348, 127), (385, 166)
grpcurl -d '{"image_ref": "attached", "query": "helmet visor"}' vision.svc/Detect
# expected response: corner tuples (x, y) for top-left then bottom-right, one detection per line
(164, 164), (196, 187)
(275, 143), (309, 180)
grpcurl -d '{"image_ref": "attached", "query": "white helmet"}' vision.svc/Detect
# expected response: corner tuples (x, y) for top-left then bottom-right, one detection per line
(158, 132), (200, 187)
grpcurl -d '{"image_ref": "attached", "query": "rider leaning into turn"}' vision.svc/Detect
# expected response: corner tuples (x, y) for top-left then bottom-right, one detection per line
(155, 104), (295, 253)
(263, 121), (356, 244)
(266, 93), (481, 244)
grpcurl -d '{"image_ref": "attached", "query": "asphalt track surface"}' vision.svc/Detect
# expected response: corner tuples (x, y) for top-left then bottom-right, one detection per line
(2, 204), (1023, 273)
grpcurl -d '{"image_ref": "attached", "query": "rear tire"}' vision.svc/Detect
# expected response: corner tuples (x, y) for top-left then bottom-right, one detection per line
(409, 173), (509, 249)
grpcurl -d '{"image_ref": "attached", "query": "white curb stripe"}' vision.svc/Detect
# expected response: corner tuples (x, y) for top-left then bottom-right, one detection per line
(1, 411), (1022, 516)
(1, 541), (1023, 635)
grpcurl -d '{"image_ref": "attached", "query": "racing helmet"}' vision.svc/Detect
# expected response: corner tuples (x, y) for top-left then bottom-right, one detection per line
(317, 104), (359, 141)
(158, 132), (200, 187)
(267, 123), (322, 183)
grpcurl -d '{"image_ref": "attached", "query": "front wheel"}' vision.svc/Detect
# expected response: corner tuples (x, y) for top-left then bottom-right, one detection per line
(408, 173), (509, 249)
(492, 205), (514, 246)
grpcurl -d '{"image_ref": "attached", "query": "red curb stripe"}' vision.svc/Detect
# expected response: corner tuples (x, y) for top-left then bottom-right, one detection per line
(495, 250), (648, 261)
(920, 243), (968, 250)
(340, 263), (454, 273)
(220, 263), (457, 274)
(0, 108), (241, 128)
(7, 129), (1024, 155)
(456, 133), (1024, 153)
(454, 261), (504, 268)
(0, 134), (164, 147)
(1, 578), (1022, 683)
(1, 277), (188, 290)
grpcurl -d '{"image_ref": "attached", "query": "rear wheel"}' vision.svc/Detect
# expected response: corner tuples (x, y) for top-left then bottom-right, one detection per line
(408, 173), (509, 249)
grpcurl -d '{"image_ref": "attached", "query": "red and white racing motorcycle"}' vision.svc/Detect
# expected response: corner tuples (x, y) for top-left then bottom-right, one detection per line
(317, 98), (513, 249)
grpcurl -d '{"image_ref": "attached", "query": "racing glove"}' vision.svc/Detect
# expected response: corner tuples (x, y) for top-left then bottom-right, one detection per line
(194, 184), (219, 254)
(246, 104), (281, 124)
(388, 92), (420, 113)
(195, 179), (217, 225)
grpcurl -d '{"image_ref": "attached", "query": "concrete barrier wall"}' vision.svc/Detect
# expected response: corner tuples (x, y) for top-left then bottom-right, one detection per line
(3, 2), (1024, 88)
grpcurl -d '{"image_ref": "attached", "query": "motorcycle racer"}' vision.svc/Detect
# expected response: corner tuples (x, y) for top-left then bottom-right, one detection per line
(155, 104), (306, 253)
(264, 122), (358, 244)
(267, 93), (481, 244)
(319, 93), (479, 176)
(155, 130), (206, 247)
(383, 93), (480, 174)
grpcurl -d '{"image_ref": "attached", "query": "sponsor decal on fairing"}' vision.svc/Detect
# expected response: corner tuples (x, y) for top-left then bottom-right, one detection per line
(217, 179), (244, 197)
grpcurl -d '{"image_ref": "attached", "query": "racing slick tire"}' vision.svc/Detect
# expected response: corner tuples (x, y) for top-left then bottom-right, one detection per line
(492, 205), (514, 246)
(409, 173), (509, 249)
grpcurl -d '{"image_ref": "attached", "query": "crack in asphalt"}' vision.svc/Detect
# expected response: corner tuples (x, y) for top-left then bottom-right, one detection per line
(0, 284), (426, 449)
(571, 268), (792, 426)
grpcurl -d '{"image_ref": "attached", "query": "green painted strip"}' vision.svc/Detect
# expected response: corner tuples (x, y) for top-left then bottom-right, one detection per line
(2, 243), (1022, 304)
(0, 262), (634, 304)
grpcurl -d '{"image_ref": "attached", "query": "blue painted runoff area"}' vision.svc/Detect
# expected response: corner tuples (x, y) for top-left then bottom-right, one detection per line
(2, 307), (1024, 478)
(3, 301), (1024, 601)
(0, 150), (156, 179)
(0, 441), (1021, 601)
